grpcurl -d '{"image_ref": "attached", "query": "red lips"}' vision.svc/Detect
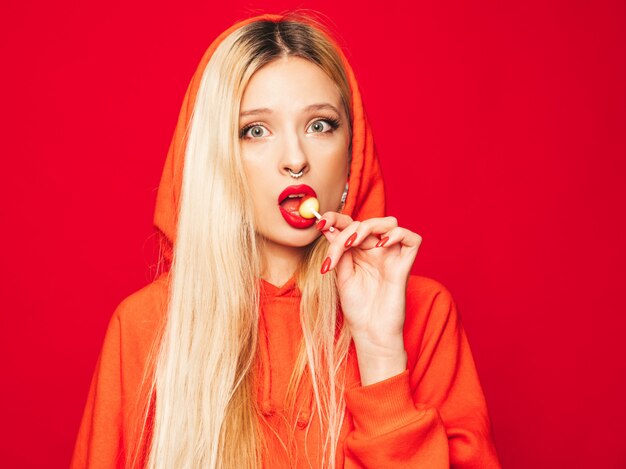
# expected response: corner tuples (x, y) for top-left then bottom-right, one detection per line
(277, 184), (317, 229)
(277, 184), (317, 204)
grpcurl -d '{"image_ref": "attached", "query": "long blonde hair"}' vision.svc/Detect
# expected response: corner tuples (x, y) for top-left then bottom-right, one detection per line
(136, 13), (355, 469)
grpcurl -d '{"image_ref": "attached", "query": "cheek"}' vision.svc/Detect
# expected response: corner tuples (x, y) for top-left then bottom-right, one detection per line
(242, 162), (278, 221)
(242, 158), (268, 192)
(242, 166), (265, 218)
(317, 155), (349, 208)
(321, 147), (350, 179)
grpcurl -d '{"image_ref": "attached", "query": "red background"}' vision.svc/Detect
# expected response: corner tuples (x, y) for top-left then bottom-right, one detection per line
(1, 1), (625, 467)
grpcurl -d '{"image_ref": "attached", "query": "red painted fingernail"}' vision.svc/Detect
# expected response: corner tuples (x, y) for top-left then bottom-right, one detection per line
(321, 257), (331, 274)
(316, 219), (326, 231)
(376, 236), (389, 247)
(344, 232), (357, 248)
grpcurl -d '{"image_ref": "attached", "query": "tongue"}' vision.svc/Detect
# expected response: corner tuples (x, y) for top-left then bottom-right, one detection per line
(280, 197), (302, 215)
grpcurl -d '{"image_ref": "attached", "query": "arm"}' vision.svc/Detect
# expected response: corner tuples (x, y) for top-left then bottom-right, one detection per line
(70, 311), (124, 469)
(69, 277), (172, 468)
(342, 281), (502, 468)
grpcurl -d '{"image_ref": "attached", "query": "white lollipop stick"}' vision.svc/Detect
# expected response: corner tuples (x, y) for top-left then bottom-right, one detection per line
(310, 208), (335, 233)
(299, 197), (335, 233)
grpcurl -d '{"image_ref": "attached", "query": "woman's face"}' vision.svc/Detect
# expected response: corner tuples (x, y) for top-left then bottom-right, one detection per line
(239, 56), (350, 249)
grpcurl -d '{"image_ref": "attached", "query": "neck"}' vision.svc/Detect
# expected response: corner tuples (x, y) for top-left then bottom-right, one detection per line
(260, 239), (305, 287)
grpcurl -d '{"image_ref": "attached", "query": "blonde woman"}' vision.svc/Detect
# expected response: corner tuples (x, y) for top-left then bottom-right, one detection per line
(70, 11), (502, 469)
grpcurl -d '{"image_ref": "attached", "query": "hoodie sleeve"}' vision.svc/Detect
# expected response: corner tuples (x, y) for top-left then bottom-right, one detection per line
(70, 277), (165, 469)
(70, 309), (125, 469)
(342, 279), (502, 468)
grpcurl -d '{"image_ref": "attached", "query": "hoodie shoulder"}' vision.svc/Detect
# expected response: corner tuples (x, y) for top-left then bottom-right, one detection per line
(113, 274), (169, 324)
(71, 276), (169, 469)
(406, 274), (455, 309)
(109, 274), (169, 366)
(403, 274), (460, 358)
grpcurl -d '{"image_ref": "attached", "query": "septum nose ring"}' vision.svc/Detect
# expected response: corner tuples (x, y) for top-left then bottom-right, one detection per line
(288, 169), (304, 179)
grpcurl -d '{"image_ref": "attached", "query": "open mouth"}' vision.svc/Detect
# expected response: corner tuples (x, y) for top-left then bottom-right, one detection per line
(277, 184), (317, 214)
(279, 193), (307, 214)
(277, 184), (317, 228)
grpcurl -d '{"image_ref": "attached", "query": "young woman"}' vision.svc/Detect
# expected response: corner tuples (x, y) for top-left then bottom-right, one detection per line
(70, 11), (502, 469)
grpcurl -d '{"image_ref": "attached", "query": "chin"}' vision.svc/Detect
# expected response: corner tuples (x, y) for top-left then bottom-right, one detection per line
(281, 228), (321, 247)
(261, 226), (321, 249)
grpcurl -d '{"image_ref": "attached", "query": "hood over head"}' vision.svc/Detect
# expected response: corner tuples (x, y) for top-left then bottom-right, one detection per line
(151, 12), (387, 430)
(153, 12), (386, 267)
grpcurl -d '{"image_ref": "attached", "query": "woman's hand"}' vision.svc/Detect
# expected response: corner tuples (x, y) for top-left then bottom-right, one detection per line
(317, 211), (423, 381)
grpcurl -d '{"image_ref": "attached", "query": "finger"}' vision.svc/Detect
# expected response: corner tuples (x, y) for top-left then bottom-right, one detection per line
(344, 216), (400, 250)
(314, 216), (337, 233)
(376, 227), (423, 253)
(321, 220), (361, 273)
(333, 245), (355, 285)
(319, 216), (401, 273)
(317, 211), (354, 232)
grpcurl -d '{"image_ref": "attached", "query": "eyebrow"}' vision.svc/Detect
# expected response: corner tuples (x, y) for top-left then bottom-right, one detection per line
(239, 103), (341, 118)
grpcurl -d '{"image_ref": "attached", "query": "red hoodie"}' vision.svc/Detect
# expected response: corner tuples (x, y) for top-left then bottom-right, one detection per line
(70, 13), (502, 468)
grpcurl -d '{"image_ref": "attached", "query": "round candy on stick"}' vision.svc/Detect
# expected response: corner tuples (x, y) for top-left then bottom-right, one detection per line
(298, 196), (319, 218)
(298, 196), (335, 232)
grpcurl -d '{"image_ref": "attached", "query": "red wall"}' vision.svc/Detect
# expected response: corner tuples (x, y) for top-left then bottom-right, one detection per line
(2, 1), (624, 467)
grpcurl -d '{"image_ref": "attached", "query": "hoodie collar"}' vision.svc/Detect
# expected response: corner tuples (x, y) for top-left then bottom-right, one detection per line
(152, 12), (386, 429)
(259, 275), (299, 298)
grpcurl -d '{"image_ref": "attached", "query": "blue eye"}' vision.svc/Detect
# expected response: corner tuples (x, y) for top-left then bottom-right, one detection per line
(307, 118), (341, 133)
(240, 124), (269, 139)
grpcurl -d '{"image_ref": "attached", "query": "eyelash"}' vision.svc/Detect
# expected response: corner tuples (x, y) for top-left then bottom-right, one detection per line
(239, 116), (341, 139)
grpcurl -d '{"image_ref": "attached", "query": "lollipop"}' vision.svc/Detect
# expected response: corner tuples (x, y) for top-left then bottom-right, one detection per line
(298, 196), (335, 232)
(298, 196), (319, 219)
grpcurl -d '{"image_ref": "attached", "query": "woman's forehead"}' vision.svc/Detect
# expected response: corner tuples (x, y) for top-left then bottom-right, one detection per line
(240, 56), (344, 117)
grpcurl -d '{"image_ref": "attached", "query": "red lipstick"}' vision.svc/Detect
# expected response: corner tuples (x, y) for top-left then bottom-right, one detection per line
(277, 184), (317, 229)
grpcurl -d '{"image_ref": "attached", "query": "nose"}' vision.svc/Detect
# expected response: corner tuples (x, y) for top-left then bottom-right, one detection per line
(280, 133), (310, 179)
